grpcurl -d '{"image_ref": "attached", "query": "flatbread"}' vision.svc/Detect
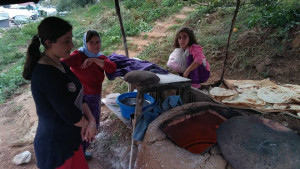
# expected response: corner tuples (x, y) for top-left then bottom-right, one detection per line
(254, 103), (300, 112)
(257, 104), (275, 111)
(222, 90), (266, 107)
(233, 83), (259, 92)
(224, 79), (277, 89)
(269, 103), (287, 111)
(280, 84), (300, 103)
(292, 94), (300, 103)
(287, 104), (300, 111)
(209, 87), (237, 97)
(282, 84), (300, 94)
(257, 86), (295, 104)
(210, 80), (300, 113)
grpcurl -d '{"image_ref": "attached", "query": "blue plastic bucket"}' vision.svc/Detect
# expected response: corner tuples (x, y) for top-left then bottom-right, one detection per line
(116, 92), (155, 119)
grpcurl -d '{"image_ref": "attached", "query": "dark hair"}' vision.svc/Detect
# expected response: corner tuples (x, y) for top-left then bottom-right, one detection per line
(173, 27), (198, 48)
(86, 30), (101, 43)
(22, 16), (72, 80)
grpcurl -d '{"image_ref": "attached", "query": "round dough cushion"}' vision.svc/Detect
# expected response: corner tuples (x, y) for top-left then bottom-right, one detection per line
(124, 70), (160, 86)
(217, 115), (300, 169)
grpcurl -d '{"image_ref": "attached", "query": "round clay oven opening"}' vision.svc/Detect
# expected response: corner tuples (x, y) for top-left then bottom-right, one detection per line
(160, 109), (227, 154)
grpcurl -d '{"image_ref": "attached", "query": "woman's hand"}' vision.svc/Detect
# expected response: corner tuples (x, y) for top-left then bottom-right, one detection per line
(80, 58), (105, 69)
(80, 58), (94, 69)
(83, 123), (97, 143)
(81, 125), (87, 141)
(81, 103), (97, 142)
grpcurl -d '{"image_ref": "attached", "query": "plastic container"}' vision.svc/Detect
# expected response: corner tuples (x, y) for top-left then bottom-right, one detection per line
(116, 92), (155, 119)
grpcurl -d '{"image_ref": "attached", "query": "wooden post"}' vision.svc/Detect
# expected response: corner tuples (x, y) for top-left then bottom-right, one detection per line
(219, 0), (241, 83)
(129, 89), (144, 169)
(115, 0), (129, 57)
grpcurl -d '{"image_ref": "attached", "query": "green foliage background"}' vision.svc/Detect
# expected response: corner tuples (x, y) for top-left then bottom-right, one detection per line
(0, 0), (299, 103)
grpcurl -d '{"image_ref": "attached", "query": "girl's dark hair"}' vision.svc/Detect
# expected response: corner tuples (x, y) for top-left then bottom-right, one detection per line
(22, 16), (72, 80)
(173, 27), (198, 48)
(86, 30), (101, 43)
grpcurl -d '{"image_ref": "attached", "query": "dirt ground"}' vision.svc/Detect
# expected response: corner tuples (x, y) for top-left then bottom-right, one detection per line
(0, 89), (131, 169)
(0, 5), (299, 169)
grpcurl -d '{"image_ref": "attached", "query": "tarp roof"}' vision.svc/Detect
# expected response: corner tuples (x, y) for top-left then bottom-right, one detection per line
(0, 0), (38, 5)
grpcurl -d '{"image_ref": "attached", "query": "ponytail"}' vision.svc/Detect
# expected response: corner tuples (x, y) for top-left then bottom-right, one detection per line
(22, 35), (42, 80)
(22, 16), (73, 80)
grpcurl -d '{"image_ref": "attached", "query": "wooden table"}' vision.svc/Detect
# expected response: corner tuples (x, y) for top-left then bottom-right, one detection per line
(101, 98), (131, 128)
(132, 73), (191, 119)
(102, 73), (191, 128)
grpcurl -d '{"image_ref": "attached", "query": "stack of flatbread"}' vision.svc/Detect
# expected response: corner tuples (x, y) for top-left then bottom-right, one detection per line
(209, 79), (300, 114)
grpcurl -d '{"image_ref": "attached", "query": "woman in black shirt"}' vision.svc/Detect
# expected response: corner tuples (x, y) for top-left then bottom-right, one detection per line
(22, 16), (96, 169)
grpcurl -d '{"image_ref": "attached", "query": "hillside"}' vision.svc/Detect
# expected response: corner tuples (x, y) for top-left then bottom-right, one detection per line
(0, 1), (299, 169)
(102, 2), (300, 95)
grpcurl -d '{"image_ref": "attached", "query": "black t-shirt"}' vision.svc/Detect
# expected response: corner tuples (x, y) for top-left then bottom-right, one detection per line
(31, 62), (84, 169)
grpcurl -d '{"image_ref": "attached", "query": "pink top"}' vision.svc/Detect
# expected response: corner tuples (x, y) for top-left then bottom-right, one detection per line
(188, 44), (210, 88)
(188, 44), (210, 71)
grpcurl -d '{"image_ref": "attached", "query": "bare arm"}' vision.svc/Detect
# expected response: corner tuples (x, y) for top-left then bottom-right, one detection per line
(82, 103), (96, 124)
(80, 58), (104, 69)
(183, 61), (200, 78)
(74, 103), (95, 127)
(74, 116), (88, 127)
(81, 103), (97, 142)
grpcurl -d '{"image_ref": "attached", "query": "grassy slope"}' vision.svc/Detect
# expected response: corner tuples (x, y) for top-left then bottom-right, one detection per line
(1, 1), (299, 103)
(137, 3), (300, 86)
(0, 0), (185, 102)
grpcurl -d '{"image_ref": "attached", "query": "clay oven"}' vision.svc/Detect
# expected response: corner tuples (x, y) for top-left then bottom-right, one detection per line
(134, 102), (300, 169)
(134, 102), (240, 169)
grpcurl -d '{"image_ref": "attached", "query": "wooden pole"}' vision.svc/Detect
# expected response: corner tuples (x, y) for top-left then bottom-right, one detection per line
(115, 0), (129, 57)
(219, 0), (241, 83)
(129, 89), (144, 169)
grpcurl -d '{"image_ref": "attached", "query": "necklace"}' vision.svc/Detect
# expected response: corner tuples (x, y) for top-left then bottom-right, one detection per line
(43, 53), (65, 72)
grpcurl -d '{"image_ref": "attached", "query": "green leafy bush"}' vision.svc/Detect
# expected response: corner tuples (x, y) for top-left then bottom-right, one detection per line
(0, 61), (27, 103)
(123, 0), (145, 9)
(161, 0), (177, 7)
(57, 0), (96, 12)
(22, 22), (38, 37)
(247, 0), (300, 30)
(124, 20), (152, 36)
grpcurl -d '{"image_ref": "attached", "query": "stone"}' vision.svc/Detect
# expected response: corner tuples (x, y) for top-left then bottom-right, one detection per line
(12, 150), (31, 165)
(124, 70), (160, 86)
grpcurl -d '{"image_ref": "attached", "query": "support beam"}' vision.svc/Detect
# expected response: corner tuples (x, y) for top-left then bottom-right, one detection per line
(115, 0), (129, 58)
